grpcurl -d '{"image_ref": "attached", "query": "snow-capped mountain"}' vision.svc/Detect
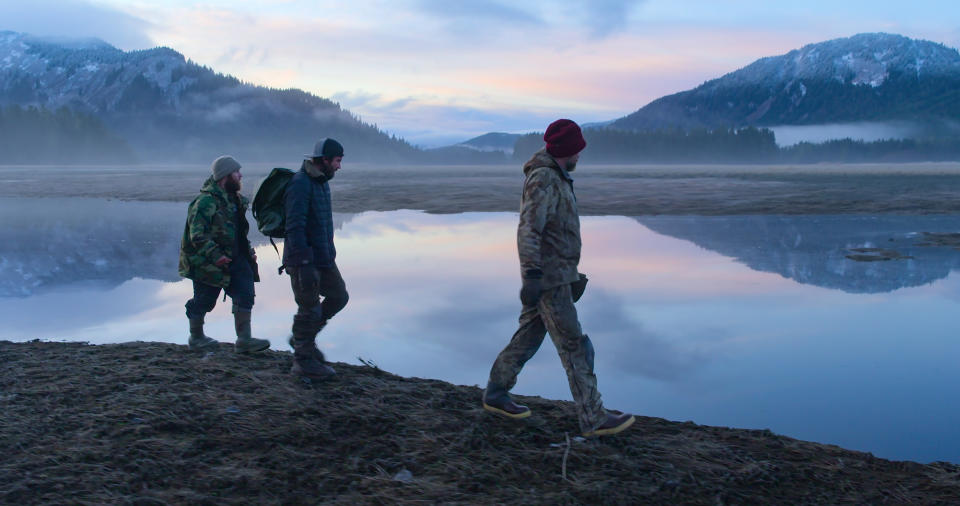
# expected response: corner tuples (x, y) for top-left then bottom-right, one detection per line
(0, 31), (416, 162)
(611, 33), (960, 132)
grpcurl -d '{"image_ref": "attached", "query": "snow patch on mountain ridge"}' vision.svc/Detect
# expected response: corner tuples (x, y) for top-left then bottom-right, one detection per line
(711, 33), (960, 92)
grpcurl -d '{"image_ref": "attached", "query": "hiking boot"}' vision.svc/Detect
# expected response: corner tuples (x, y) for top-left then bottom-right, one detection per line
(233, 312), (270, 354)
(290, 356), (337, 380)
(287, 332), (325, 361)
(583, 412), (635, 437)
(288, 318), (327, 360)
(188, 316), (219, 351)
(482, 393), (532, 419)
(289, 317), (336, 380)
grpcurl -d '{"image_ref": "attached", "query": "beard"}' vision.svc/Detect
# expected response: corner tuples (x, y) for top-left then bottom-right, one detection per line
(224, 177), (241, 193)
(565, 159), (577, 172)
(321, 161), (336, 180)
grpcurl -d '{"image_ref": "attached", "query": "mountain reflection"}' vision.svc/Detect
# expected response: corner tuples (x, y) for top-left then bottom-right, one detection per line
(0, 198), (355, 297)
(636, 215), (960, 293)
(6, 198), (960, 298)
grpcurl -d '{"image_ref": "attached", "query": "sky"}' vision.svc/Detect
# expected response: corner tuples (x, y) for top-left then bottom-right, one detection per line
(2, 0), (960, 146)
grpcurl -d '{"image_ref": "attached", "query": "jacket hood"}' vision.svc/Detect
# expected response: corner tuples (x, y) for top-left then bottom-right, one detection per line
(522, 148), (561, 177)
(200, 175), (249, 207)
(301, 159), (329, 181)
(200, 176), (226, 199)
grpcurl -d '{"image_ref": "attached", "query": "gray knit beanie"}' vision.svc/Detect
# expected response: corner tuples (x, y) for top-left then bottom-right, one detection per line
(211, 155), (241, 181)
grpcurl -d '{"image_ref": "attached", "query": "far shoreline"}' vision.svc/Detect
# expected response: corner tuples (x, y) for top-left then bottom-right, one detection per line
(4, 162), (960, 215)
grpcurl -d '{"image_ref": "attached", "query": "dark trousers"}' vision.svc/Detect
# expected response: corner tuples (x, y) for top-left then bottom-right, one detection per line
(185, 257), (255, 319)
(288, 262), (349, 323)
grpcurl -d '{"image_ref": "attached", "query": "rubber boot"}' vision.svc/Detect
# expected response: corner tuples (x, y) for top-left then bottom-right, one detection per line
(482, 382), (532, 418)
(583, 412), (636, 437)
(233, 312), (270, 354)
(289, 317), (336, 380)
(188, 316), (219, 351)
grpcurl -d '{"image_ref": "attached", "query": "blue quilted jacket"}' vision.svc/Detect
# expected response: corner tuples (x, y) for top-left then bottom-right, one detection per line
(282, 160), (336, 268)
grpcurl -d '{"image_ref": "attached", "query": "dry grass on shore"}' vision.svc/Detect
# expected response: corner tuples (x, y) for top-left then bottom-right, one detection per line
(2, 340), (960, 504)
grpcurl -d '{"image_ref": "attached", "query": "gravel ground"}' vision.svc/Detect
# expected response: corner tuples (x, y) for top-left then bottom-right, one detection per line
(2, 340), (960, 504)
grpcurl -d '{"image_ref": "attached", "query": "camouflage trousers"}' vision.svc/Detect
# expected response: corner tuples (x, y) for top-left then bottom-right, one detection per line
(487, 283), (606, 432)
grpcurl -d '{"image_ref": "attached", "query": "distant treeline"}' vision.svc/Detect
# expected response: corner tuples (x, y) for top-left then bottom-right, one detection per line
(780, 138), (960, 163)
(0, 102), (513, 165)
(0, 105), (134, 164)
(512, 127), (960, 164)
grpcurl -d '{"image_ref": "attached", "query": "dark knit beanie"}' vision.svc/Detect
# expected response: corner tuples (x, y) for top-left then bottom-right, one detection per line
(211, 155), (241, 181)
(306, 138), (345, 159)
(543, 119), (586, 158)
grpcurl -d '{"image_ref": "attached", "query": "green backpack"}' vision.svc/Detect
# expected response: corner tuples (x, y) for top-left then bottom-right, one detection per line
(252, 167), (295, 272)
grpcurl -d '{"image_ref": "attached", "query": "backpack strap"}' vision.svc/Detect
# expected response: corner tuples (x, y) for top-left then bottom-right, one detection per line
(270, 237), (285, 275)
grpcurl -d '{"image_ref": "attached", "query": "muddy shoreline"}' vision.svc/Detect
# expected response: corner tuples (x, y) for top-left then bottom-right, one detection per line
(4, 163), (960, 215)
(2, 341), (959, 504)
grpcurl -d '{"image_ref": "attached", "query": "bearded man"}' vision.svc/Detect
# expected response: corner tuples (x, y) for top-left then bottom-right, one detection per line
(283, 138), (348, 380)
(179, 155), (270, 354)
(482, 119), (635, 437)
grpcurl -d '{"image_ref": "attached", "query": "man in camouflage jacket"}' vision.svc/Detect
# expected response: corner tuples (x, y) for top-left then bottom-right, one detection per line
(179, 155), (269, 354)
(483, 119), (635, 437)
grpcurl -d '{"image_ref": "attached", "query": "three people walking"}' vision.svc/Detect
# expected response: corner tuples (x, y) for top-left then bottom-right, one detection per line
(177, 125), (633, 438)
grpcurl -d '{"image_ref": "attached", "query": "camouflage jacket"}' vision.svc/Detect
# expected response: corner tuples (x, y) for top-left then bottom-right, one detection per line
(517, 149), (581, 289)
(178, 176), (259, 288)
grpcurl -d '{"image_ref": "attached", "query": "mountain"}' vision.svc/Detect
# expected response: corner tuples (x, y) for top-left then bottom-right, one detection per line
(611, 33), (960, 133)
(0, 31), (418, 163)
(455, 132), (521, 154)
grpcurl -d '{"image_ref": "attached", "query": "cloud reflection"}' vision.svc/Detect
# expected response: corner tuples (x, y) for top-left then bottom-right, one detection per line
(579, 287), (711, 381)
(8, 205), (960, 462)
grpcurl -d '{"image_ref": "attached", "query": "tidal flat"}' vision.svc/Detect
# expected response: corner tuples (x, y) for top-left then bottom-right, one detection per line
(4, 162), (960, 214)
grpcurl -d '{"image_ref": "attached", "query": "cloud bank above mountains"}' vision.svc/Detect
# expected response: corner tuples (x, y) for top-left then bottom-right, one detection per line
(2, 0), (959, 146)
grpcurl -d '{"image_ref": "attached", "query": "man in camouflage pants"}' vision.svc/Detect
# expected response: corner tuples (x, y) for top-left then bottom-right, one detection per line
(179, 155), (270, 354)
(483, 119), (635, 437)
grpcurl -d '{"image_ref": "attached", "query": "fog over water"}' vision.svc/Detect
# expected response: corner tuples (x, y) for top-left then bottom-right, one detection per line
(3, 197), (960, 463)
(769, 120), (960, 147)
(770, 122), (921, 146)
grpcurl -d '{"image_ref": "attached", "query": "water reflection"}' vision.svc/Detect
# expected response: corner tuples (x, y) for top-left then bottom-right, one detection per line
(0, 198), (354, 297)
(3, 200), (960, 464)
(638, 215), (960, 293)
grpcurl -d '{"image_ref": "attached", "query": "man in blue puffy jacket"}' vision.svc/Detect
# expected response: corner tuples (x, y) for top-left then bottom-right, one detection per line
(283, 138), (348, 380)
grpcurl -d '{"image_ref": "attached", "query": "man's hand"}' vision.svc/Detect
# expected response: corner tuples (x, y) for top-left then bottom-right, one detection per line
(298, 264), (321, 291)
(519, 277), (543, 307)
(215, 256), (232, 267)
(571, 273), (588, 302)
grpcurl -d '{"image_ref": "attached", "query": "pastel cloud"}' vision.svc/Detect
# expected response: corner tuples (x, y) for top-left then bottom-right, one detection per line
(0, 0), (153, 48)
(6, 0), (960, 146)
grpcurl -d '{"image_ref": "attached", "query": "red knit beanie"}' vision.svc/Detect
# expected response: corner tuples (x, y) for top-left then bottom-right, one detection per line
(543, 119), (586, 158)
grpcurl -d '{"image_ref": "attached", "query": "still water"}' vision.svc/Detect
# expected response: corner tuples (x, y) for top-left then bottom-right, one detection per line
(3, 197), (960, 463)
